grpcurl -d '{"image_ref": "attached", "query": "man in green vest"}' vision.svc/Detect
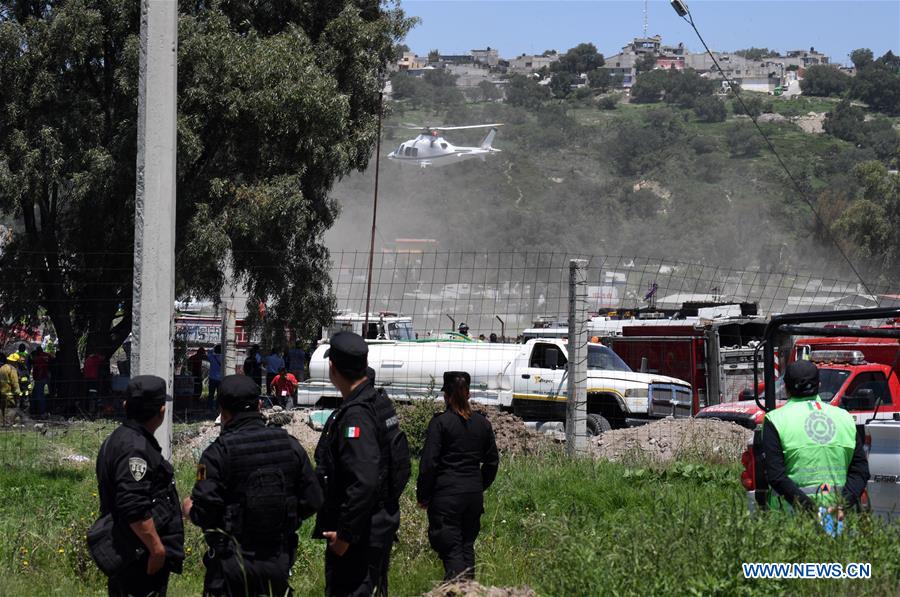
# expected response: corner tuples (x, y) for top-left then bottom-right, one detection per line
(763, 360), (869, 513)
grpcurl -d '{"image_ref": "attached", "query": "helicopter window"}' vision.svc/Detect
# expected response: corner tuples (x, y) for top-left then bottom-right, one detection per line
(412, 147), (418, 157)
(440, 143), (448, 150)
(404, 147), (412, 157)
(398, 144), (404, 153)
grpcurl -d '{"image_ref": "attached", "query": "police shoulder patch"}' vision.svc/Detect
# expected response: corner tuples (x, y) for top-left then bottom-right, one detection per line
(128, 457), (148, 481)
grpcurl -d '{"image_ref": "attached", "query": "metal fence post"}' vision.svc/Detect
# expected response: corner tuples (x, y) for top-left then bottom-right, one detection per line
(567, 259), (589, 456)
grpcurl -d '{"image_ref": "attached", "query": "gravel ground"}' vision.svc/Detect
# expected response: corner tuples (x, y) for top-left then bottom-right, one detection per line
(424, 581), (536, 597)
(589, 416), (752, 465)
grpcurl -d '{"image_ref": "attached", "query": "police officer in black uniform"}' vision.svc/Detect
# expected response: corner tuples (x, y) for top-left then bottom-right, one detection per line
(314, 332), (399, 596)
(184, 375), (323, 596)
(417, 371), (499, 582)
(95, 375), (185, 596)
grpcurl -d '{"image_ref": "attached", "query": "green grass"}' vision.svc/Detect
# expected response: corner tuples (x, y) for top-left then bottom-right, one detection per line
(2, 423), (899, 595)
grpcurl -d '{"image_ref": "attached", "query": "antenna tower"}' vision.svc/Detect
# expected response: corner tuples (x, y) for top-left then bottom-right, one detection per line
(643, 0), (648, 36)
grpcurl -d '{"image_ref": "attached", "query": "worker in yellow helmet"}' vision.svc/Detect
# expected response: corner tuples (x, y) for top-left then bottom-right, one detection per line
(1, 353), (22, 425)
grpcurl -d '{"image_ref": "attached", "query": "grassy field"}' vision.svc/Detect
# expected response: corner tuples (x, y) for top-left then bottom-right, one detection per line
(1, 422), (898, 596)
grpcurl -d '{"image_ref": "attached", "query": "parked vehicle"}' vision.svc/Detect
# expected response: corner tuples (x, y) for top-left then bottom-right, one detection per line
(698, 334), (900, 430)
(297, 337), (692, 434)
(722, 308), (900, 511)
(865, 417), (900, 522)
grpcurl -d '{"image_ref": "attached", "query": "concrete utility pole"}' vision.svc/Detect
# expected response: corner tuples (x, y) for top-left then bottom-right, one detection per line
(132, 0), (178, 459)
(566, 259), (589, 456)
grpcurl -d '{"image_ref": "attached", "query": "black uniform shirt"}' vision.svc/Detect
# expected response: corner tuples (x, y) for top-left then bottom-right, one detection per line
(190, 412), (323, 531)
(416, 409), (499, 505)
(313, 380), (382, 545)
(96, 419), (184, 562)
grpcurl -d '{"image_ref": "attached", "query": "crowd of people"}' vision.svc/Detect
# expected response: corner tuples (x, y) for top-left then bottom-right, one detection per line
(91, 330), (500, 596)
(180, 340), (309, 411)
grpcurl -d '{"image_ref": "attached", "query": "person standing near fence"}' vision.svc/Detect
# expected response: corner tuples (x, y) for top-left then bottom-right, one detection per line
(183, 375), (323, 596)
(93, 375), (184, 596)
(243, 345), (263, 388)
(30, 346), (51, 416)
(287, 340), (307, 381)
(205, 344), (223, 412)
(270, 366), (299, 408)
(417, 371), (499, 582)
(264, 347), (285, 394)
(1, 353), (21, 425)
(314, 332), (406, 596)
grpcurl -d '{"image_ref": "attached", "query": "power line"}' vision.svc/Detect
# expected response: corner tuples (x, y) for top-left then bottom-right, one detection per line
(674, 4), (875, 298)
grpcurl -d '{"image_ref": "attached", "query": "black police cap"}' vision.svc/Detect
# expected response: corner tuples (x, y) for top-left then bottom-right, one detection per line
(127, 375), (168, 407)
(784, 360), (819, 397)
(218, 374), (261, 412)
(324, 331), (368, 372)
(441, 371), (471, 392)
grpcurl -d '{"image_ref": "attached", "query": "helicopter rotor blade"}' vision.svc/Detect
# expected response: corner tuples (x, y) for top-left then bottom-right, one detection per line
(430, 123), (504, 131)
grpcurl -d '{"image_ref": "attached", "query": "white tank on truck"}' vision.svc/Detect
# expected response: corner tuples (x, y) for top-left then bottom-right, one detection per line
(297, 338), (692, 433)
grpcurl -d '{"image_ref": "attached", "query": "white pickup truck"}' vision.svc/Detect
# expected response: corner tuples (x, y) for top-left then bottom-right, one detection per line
(866, 416), (900, 522)
(296, 338), (692, 434)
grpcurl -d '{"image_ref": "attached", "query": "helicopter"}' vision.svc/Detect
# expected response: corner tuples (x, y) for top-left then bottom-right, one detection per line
(387, 123), (503, 168)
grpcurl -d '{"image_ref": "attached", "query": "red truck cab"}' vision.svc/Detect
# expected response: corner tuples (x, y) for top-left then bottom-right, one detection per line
(697, 349), (900, 429)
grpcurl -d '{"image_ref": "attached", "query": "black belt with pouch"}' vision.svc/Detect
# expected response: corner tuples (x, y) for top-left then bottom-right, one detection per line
(86, 513), (146, 577)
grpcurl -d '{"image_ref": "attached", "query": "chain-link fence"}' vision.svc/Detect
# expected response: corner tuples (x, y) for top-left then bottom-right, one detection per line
(1, 250), (896, 465)
(330, 251), (893, 338)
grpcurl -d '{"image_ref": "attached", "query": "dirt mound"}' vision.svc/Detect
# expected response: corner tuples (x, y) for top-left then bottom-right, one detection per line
(471, 404), (551, 456)
(590, 417), (752, 465)
(175, 404), (542, 462)
(793, 112), (825, 134)
(174, 408), (323, 462)
(424, 580), (536, 597)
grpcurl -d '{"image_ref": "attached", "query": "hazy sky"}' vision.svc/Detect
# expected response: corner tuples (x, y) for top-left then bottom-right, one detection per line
(399, 0), (900, 66)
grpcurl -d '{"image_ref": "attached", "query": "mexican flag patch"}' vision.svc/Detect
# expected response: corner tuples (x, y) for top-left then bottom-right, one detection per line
(344, 426), (361, 439)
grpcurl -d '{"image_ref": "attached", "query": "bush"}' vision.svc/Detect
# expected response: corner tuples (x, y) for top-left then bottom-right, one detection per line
(823, 100), (866, 143)
(630, 70), (667, 103)
(691, 135), (719, 154)
(697, 153), (726, 182)
(738, 94), (765, 118)
(597, 95), (619, 110)
(572, 86), (593, 101)
(505, 74), (551, 110)
(693, 96), (726, 122)
(397, 396), (443, 456)
(726, 122), (763, 157)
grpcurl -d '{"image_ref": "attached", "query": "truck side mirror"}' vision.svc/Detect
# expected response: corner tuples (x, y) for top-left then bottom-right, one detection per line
(543, 347), (560, 369)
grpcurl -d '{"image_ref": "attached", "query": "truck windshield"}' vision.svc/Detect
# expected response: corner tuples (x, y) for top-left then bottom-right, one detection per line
(587, 345), (632, 372)
(773, 368), (851, 402)
(388, 321), (415, 341)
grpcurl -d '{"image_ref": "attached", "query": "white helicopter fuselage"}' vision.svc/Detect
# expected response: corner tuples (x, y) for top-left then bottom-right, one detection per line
(387, 129), (500, 168)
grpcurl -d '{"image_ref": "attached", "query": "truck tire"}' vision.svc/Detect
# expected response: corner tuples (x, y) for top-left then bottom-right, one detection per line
(586, 413), (612, 436)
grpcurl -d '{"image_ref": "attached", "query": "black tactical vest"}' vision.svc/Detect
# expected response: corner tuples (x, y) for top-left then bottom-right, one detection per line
(217, 418), (301, 555)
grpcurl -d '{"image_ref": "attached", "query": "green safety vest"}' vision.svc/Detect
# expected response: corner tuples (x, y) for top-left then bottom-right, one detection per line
(764, 395), (857, 511)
